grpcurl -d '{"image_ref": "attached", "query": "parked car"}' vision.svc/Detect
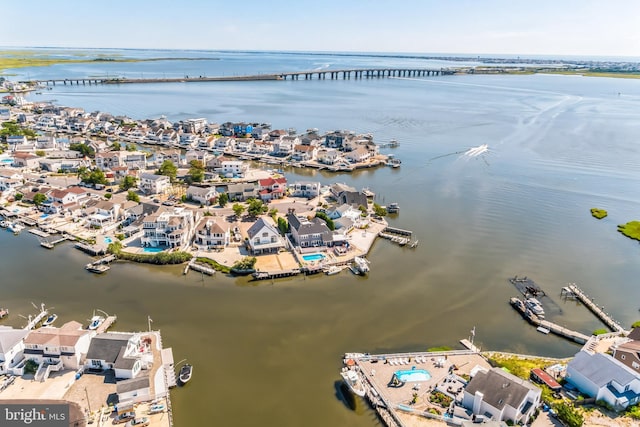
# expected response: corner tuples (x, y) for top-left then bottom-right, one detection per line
(125, 418), (149, 427)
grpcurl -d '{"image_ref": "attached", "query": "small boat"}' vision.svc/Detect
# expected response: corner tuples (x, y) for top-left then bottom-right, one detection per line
(0, 221), (8, 228)
(88, 315), (105, 330)
(179, 363), (193, 385)
(525, 297), (545, 317)
(85, 263), (110, 274)
(340, 368), (366, 397)
(537, 326), (550, 335)
(8, 222), (24, 234)
(324, 265), (342, 276)
(353, 256), (370, 275)
(42, 313), (58, 327)
(0, 308), (8, 319)
(386, 203), (400, 214)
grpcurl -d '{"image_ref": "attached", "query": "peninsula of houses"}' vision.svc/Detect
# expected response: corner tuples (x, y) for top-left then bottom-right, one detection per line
(0, 88), (406, 278)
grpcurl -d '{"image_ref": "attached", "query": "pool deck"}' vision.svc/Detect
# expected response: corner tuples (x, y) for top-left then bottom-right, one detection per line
(347, 350), (491, 426)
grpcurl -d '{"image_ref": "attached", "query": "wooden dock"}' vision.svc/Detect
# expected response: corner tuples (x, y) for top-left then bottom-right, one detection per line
(509, 297), (590, 344)
(184, 260), (216, 276)
(96, 315), (117, 334)
(382, 226), (412, 237)
(29, 228), (50, 238)
(566, 284), (626, 334)
(75, 242), (107, 255)
(252, 268), (301, 280)
(40, 234), (72, 249)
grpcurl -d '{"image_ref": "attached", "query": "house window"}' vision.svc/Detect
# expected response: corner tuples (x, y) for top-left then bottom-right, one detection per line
(621, 355), (626, 360)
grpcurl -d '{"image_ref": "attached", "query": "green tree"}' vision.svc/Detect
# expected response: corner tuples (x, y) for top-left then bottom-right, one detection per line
(277, 217), (288, 235)
(315, 211), (335, 230)
(126, 143), (136, 151)
(111, 141), (121, 151)
(218, 192), (229, 208)
(127, 190), (140, 202)
(81, 169), (107, 186)
(232, 203), (245, 218)
(247, 198), (268, 217)
(268, 208), (278, 219)
(157, 160), (178, 183)
(14, 193), (23, 201)
(0, 121), (35, 139)
(119, 175), (137, 191)
(35, 150), (46, 157)
(69, 142), (95, 157)
(104, 193), (112, 200)
(188, 160), (205, 183)
(33, 193), (47, 206)
(373, 203), (387, 217)
(553, 402), (584, 427)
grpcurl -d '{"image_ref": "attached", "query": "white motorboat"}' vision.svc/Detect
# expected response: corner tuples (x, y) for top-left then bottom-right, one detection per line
(341, 368), (366, 397)
(178, 363), (193, 385)
(324, 265), (342, 275)
(8, 222), (24, 234)
(42, 313), (58, 327)
(0, 220), (8, 228)
(88, 315), (105, 330)
(525, 298), (545, 317)
(353, 256), (370, 275)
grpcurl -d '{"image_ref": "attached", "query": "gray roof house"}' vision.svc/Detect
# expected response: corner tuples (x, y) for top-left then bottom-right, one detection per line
(247, 217), (284, 254)
(461, 367), (540, 425)
(117, 376), (151, 404)
(0, 326), (29, 374)
(566, 350), (640, 410)
(287, 213), (332, 249)
(86, 333), (143, 379)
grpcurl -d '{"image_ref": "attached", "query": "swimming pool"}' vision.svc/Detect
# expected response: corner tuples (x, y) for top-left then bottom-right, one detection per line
(40, 214), (49, 219)
(395, 369), (431, 382)
(143, 247), (164, 253)
(104, 237), (113, 244)
(302, 253), (325, 262)
(1, 158), (13, 164)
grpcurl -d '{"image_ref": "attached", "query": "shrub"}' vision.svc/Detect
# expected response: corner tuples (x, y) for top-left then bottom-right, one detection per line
(196, 257), (231, 274)
(554, 402), (584, 427)
(618, 221), (640, 242)
(631, 320), (640, 328)
(24, 359), (39, 374)
(429, 391), (453, 408)
(593, 328), (608, 336)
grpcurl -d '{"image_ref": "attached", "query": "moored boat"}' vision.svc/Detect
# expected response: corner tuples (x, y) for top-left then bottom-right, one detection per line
(8, 222), (24, 234)
(42, 313), (58, 327)
(324, 265), (342, 275)
(85, 263), (110, 274)
(340, 368), (366, 397)
(353, 256), (370, 275)
(88, 315), (105, 330)
(0, 307), (8, 319)
(525, 297), (545, 317)
(178, 363), (193, 385)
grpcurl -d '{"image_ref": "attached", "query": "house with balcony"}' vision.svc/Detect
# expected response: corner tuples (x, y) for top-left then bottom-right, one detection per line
(287, 213), (332, 250)
(0, 170), (23, 192)
(0, 326), (29, 375)
(186, 185), (217, 206)
(250, 141), (273, 155)
(141, 208), (195, 249)
(565, 350), (640, 411)
(193, 218), (230, 249)
(247, 217), (284, 255)
(292, 145), (318, 162)
(613, 328), (640, 374)
(288, 181), (321, 199)
(226, 182), (258, 201)
(258, 177), (287, 202)
(23, 321), (92, 371)
(123, 151), (147, 170)
(221, 160), (247, 177)
(155, 149), (182, 167)
(461, 367), (541, 425)
(35, 136), (58, 150)
(139, 173), (171, 195)
(272, 138), (295, 157)
(185, 149), (209, 165)
(214, 137), (234, 151)
(316, 148), (340, 165)
(95, 151), (124, 171)
(85, 200), (121, 228)
(233, 137), (254, 153)
(85, 333), (144, 379)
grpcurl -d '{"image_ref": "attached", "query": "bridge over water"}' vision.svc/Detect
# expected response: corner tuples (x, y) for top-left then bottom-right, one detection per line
(25, 67), (454, 86)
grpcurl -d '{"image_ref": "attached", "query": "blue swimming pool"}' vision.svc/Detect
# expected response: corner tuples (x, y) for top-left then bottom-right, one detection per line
(302, 253), (325, 262)
(1, 158), (13, 164)
(40, 214), (49, 219)
(395, 369), (431, 382)
(143, 247), (164, 253)
(104, 237), (113, 244)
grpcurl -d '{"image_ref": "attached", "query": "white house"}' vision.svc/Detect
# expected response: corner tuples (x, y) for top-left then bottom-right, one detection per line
(246, 217), (284, 255)
(85, 333), (144, 379)
(95, 151), (124, 171)
(221, 161), (247, 177)
(117, 377), (151, 405)
(139, 173), (171, 195)
(86, 200), (121, 228)
(23, 321), (92, 371)
(186, 185), (217, 206)
(12, 152), (40, 169)
(462, 367), (541, 425)
(35, 136), (58, 150)
(123, 151), (147, 170)
(193, 218), (230, 249)
(0, 326), (29, 375)
(289, 181), (321, 199)
(566, 350), (640, 411)
(141, 207), (195, 249)
(292, 144), (317, 161)
(316, 148), (340, 165)
(344, 146), (371, 163)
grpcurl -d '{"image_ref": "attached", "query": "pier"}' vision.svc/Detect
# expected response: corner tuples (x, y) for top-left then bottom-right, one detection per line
(95, 315), (117, 334)
(75, 242), (107, 256)
(23, 304), (49, 331)
(183, 259), (216, 276)
(509, 297), (590, 344)
(252, 268), (301, 280)
(566, 284), (626, 334)
(40, 234), (72, 249)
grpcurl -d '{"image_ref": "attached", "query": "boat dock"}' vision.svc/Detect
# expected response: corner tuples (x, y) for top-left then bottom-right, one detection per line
(509, 276), (546, 297)
(565, 284), (626, 334)
(75, 242), (107, 255)
(29, 228), (50, 238)
(23, 305), (49, 330)
(252, 268), (301, 280)
(40, 234), (72, 249)
(509, 297), (590, 344)
(183, 260), (216, 276)
(95, 315), (117, 334)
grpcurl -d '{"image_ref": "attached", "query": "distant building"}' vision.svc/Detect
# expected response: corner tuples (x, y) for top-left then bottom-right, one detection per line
(138, 173), (171, 195)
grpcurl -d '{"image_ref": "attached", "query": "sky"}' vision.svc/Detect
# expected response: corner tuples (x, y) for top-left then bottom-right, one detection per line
(2, 0), (639, 57)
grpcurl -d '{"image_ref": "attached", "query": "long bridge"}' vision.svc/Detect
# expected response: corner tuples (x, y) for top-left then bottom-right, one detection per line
(26, 67), (454, 86)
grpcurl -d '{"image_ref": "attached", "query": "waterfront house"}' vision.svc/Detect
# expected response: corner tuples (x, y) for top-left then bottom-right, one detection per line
(221, 160), (248, 177)
(12, 152), (40, 169)
(39, 158), (89, 173)
(117, 376), (151, 405)
(95, 151), (124, 171)
(159, 129), (179, 146)
(316, 148), (340, 165)
(613, 329), (640, 374)
(233, 122), (253, 136)
(85, 200), (121, 228)
(250, 141), (273, 155)
(330, 185), (368, 208)
(326, 203), (361, 222)
(272, 137), (295, 156)
(0, 326), (29, 375)
(565, 350), (640, 410)
(251, 125), (271, 140)
(193, 217), (230, 249)
(214, 137), (234, 151)
(226, 182), (258, 201)
(247, 216), (284, 254)
(23, 321), (92, 371)
(186, 185), (217, 206)
(287, 213), (332, 249)
(182, 118), (208, 134)
(141, 207), (195, 249)
(205, 154), (232, 171)
(85, 333), (143, 379)
(233, 137), (254, 153)
(288, 181), (321, 199)
(42, 187), (88, 213)
(156, 149), (182, 166)
(258, 177), (287, 201)
(0, 107), (11, 121)
(185, 149), (210, 165)
(461, 367), (541, 425)
(123, 151), (148, 170)
(292, 144), (318, 161)
(179, 133), (199, 148)
(325, 130), (351, 149)
(139, 173), (171, 195)
(344, 146), (371, 163)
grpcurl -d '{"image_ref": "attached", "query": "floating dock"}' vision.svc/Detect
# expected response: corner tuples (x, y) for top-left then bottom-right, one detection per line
(509, 276), (546, 297)
(509, 297), (589, 344)
(566, 284), (626, 334)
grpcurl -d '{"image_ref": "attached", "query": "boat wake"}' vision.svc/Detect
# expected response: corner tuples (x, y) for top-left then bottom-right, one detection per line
(463, 144), (489, 157)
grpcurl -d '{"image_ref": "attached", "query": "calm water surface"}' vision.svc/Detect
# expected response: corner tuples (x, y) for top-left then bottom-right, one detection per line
(2, 50), (640, 426)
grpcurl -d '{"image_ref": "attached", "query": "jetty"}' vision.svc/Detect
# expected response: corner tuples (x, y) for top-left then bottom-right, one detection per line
(565, 284), (626, 334)
(252, 268), (301, 280)
(23, 304), (49, 330)
(29, 228), (50, 238)
(378, 226), (413, 247)
(509, 297), (590, 344)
